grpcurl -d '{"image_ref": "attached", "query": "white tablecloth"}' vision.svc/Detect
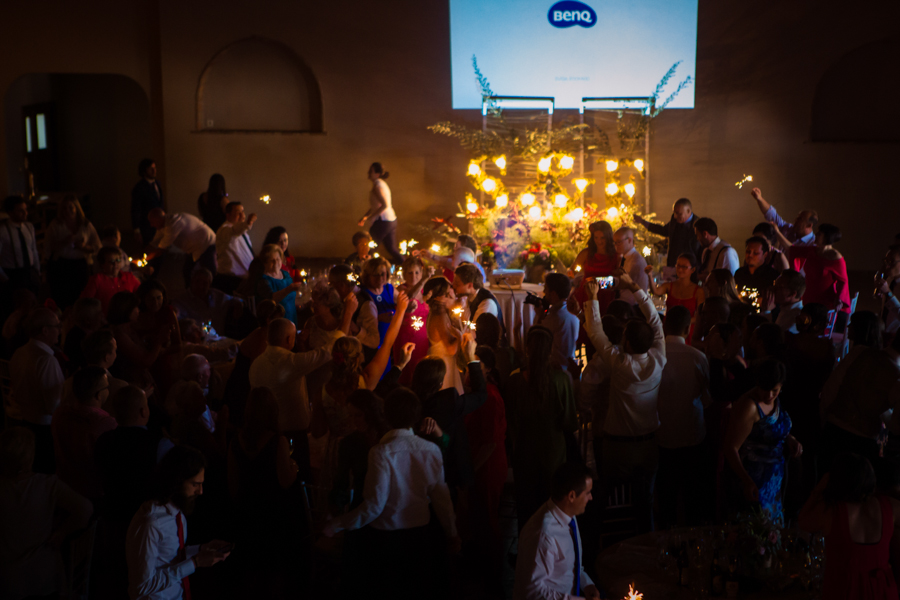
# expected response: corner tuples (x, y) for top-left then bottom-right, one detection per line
(487, 282), (544, 354)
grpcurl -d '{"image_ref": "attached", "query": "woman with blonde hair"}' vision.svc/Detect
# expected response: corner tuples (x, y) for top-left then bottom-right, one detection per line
(423, 276), (465, 393)
(316, 292), (410, 487)
(705, 268), (747, 306)
(44, 194), (101, 308)
(357, 256), (395, 365)
(256, 243), (303, 325)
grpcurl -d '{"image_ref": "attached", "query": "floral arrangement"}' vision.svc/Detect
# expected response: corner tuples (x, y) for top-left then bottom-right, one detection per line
(518, 242), (559, 269)
(731, 506), (782, 567)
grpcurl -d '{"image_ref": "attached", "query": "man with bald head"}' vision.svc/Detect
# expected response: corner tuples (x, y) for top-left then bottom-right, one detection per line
(750, 187), (817, 246)
(613, 226), (650, 305)
(145, 207), (217, 286)
(248, 317), (335, 478)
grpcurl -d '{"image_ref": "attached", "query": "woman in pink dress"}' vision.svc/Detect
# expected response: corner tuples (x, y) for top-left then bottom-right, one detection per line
(782, 223), (850, 319)
(799, 454), (900, 600)
(395, 256), (431, 385)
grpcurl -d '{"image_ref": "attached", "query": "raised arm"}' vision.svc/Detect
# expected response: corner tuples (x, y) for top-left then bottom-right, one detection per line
(635, 214), (669, 237)
(644, 265), (669, 297)
(750, 187), (774, 219)
(567, 248), (590, 277)
(625, 273), (665, 353)
(363, 292), (410, 389)
(582, 279), (614, 363)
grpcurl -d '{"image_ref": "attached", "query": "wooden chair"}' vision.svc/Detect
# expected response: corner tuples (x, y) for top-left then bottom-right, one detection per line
(62, 521), (97, 600)
(599, 482), (638, 550)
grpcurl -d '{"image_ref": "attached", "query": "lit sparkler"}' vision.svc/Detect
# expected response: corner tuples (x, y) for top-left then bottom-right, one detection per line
(411, 316), (424, 331)
(642, 246), (651, 257)
(623, 583), (643, 600)
(431, 244), (441, 253)
(259, 195), (271, 204)
(575, 265), (582, 272)
(740, 287), (761, 309)
(451, 307), (463, 317)
(133, 254), (148, 268)
(735, 174), (753, 189)
(368, 240), (378, 249)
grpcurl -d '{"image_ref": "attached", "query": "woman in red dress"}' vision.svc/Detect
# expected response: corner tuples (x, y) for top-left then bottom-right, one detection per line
(569, 221), (618, 313)
(799, 454), (900, 600)
(781, 223), (850, 320)
(646, 253), (705, 338)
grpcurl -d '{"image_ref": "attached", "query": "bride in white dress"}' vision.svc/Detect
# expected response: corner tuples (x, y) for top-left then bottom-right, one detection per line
(422, 276), (465, 394)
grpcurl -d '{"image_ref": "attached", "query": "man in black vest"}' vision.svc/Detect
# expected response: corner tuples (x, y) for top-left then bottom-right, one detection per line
(452, 263), (504, 331)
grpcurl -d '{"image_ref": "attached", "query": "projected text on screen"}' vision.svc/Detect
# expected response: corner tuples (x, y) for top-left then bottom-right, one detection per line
(449, 0), (698, 109)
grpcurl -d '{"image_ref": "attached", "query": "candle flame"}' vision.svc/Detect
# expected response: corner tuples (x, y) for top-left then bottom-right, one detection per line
(735, 174), (754, 189)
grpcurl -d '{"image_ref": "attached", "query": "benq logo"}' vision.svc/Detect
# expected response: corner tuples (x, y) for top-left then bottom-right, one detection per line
(548, 1), (596, 28)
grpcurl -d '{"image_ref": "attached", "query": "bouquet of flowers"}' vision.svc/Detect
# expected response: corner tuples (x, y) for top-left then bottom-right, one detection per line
(732, 506), (782, 569)
(516, 242), (558, 269)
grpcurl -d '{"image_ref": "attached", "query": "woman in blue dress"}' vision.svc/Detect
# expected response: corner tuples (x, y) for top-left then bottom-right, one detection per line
(256, 243), (302, 325)
(724, 359), (803, 523)
(358, 256), (395, 369)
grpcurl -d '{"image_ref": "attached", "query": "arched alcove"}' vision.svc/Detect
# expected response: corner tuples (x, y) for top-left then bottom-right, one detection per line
(196, 36), (323, 133)
(811, 38), (900, 142)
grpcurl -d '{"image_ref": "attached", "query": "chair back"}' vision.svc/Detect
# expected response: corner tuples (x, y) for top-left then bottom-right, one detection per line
(63, 521), (97, 600)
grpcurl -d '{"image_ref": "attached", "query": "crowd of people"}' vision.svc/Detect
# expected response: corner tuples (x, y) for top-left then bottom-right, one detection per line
(1, 158), (900, 600)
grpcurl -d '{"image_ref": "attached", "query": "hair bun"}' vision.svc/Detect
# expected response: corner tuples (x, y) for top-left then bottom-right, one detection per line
(381, 171), (390, 180)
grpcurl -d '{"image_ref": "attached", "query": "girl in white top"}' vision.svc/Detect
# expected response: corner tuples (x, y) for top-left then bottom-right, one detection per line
(357, 162), (403, 264)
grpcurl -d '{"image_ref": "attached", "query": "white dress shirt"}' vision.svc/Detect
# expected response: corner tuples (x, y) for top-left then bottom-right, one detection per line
(0, 219), (40, 276)
(541, 302), (580, 369)
(215, 221), (254, 277)
(248, 344), (333, 431)
(151, 213), (215, 261)
(700, 237), (740, 276)
(514, 499), (594, 600)
(356, 299), (381, 349)
(334, 428), (456, 538)
(657, 336), (712, 449)
(9, 339), (65, 425)
(775, 300), (803, 334)
(618, 247), (650, 305)
(126, 501), (199, 600)
(463, 293), (499, 323)
(583, 290), (666, 437)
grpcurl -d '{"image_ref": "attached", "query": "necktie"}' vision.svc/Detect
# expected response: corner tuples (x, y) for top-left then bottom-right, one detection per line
(242, 233), (253, 254)
(176, 512), (192, 600)
(16, 226), (31, 269)
(619, 255), (626, 269)
(569, 518), (581, 596)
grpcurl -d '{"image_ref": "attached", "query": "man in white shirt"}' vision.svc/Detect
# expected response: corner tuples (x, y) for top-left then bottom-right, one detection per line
(514, 462), (600, 600)
(772, 269), (805, 334)
(248, 318), (334, 479)
(0, 196), (40, 319)
(583, 274), (665, 533)
(146, 208), (217, 286)
(694, 217), (740, 280)
(612, 227), (649, 305)
(421, 234), (486, 280)
(214, 201), (256, 293)
(323, 388), (458, 597)
(126, 445), (231, 600)
(539, 273), (580, 370)
(9, 307), (64, 473)
(655, 305), (712, 528)
(453, 263), (501, 324)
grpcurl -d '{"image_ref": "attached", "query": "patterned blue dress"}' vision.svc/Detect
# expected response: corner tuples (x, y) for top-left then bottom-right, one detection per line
(739, 398), (792, 523)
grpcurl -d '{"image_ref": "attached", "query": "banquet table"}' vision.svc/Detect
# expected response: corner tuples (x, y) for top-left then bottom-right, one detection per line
(595, 531), (812, 600)
(485, 282), (543, 354)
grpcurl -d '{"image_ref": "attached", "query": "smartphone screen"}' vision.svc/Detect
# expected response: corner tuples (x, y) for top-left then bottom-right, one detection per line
(597, 276), (615, 290)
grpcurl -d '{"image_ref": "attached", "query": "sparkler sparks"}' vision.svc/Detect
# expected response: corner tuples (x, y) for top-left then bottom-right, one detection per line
(259, 195), (271, 204)
(623, 584), (643, 600)
(642, 246), (651, 257)
(411, 316), (424, 331)
(735, 174), (753, 189)
(451, 307), (463, 317)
